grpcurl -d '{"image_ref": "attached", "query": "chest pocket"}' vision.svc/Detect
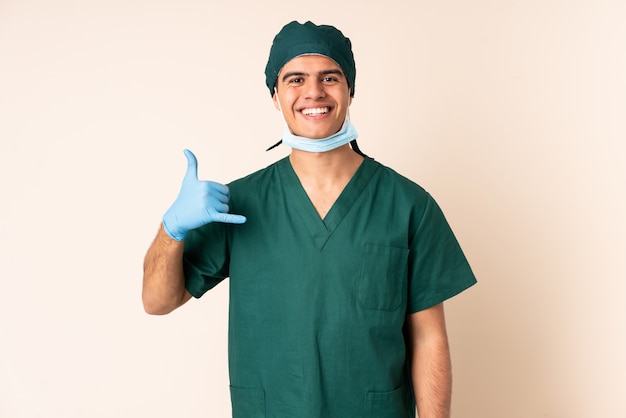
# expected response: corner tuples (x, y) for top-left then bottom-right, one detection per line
(357, 243), (409, 311)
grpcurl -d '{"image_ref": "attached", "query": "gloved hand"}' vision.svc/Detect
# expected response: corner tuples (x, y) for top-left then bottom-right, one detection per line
(162, 149), (246, 241)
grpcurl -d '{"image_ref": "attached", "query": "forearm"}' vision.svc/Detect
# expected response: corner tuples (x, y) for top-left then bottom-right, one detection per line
(411, 334), (452, 418)
(407, 304), (452, 418)
(142, 224), (191, 315)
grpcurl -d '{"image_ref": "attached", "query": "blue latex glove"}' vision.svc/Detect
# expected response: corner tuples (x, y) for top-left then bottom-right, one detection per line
(162, 149), (246, 241)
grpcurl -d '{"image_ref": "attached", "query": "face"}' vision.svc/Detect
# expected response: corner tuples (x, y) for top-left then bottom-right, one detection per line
(273, 54), (352, 139)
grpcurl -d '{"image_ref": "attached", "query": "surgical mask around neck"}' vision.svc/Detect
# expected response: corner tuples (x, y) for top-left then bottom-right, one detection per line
(275, 89), (358, 153)
(281, 118), (357, 153)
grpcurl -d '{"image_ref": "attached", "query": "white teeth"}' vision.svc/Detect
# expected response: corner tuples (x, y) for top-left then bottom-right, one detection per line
(302, 107), (330, 115)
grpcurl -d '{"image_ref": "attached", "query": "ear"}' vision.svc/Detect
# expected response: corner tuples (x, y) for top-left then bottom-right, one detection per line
(272, 90), (281, 111)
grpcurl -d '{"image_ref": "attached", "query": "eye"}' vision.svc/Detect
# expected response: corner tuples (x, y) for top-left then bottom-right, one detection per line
(288, 77), (304, 84)
(322, 76), (338, 83)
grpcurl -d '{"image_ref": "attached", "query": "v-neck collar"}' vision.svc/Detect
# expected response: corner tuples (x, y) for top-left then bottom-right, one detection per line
(277, 156), (379, 250)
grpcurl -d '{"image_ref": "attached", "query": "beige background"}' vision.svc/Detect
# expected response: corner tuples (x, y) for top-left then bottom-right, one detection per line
(1, 0), (624, 417)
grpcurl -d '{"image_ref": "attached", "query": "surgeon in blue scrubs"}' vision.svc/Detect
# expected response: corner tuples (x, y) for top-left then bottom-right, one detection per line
(143, 21), (476, 418)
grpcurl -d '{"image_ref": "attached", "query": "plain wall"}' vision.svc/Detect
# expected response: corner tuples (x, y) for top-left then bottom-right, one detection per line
(1, 0), (624, 417)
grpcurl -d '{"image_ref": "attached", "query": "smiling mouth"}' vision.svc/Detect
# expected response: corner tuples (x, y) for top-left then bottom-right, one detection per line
(301, 107), (331, 116)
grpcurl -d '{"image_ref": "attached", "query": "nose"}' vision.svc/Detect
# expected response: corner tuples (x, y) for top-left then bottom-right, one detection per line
(304, 79), (326, 99)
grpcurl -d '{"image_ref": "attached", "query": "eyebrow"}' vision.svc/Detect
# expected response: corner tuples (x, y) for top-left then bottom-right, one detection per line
(281, 69), (345, 83)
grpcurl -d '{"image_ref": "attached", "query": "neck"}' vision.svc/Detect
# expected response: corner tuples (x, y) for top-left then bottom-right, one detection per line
(289, 144), (364, 185)
(289, 144), (365, 219)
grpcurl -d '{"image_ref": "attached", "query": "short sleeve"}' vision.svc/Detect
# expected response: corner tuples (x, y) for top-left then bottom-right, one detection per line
(407, 194), (477, 313)
(183, 222), (230, 298)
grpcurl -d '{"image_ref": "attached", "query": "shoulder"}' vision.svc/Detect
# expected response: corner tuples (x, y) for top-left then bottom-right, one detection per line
(367, 157), (430, 200)
(364, 158), (444, 234)
(225, 157), (289, 213)
(227, 157), (287, 191)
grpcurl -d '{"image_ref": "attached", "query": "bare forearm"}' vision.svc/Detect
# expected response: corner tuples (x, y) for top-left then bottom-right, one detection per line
(142, 224), (191, 315)
(407, 304), (452, 418)
(411, 336), (452, 418)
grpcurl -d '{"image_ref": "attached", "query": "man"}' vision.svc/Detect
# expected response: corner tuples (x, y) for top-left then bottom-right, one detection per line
(143, 21), (476, 418)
